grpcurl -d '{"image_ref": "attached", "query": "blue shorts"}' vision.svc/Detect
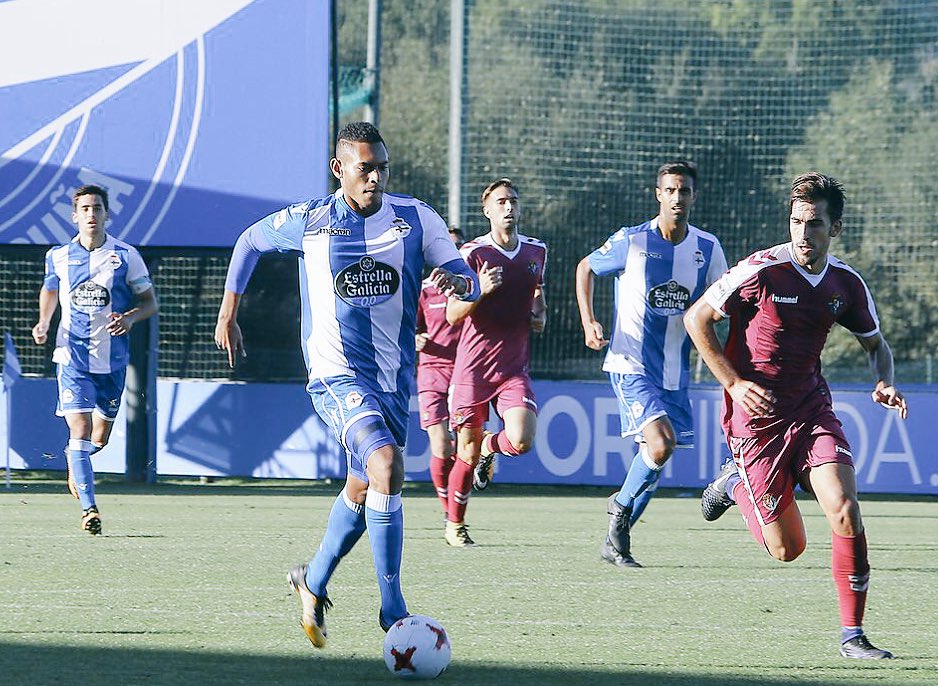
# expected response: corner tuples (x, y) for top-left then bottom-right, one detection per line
(307, 375), (409, 483)
(56, 364), (126, 420)
(609, 373), (694, 446)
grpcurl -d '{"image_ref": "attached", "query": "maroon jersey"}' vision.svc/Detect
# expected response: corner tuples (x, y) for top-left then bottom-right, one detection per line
(416, 279), (462, 371)
(452, 233), (548, 385)
(704, 243), (879, 435)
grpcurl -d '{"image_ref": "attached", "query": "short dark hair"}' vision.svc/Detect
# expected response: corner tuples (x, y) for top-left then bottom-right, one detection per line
(73, 184), (109, 212)
(336, 121), (385, 148)
(789, 172), (846, 222)
(448, 225), (464, 239)
(480, 177), (518, 207)
(656, 160), (697, 187)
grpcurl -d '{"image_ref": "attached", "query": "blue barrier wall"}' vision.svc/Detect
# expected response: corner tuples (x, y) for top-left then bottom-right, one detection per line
(3, 378), (935, 495)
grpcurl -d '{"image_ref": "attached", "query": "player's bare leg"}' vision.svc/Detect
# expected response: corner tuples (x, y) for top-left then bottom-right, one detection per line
(810, 462), (893, 659)
(474, 407), (536, 490)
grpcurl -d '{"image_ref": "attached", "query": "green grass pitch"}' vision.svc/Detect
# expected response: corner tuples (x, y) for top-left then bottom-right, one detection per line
(1, 475), (936, 685)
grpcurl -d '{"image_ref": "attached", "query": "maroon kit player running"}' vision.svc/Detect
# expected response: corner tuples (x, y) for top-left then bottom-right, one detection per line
(415, 227), (465, 514)
(684, 172), (908, 660)
(444, 178), (547, 547)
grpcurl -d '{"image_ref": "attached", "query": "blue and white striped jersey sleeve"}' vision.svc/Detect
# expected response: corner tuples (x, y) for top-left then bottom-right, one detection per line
(257, 201), (310, 252)
(42, 247), (59, 291)
(704, 237), (728, 286)
(125, 247), (153, 294)
(224, 202), (309, 294)
(587, 229), (628, 277)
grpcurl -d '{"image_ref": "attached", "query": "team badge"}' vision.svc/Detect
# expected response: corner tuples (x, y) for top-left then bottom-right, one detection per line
(453, 412), (464, 425)
(828, 293), (844, 315)
(345, 391), (363, 410)
(760, 493), (778, 512)
(61, 389), (74, 403)
(109, 253), (122, 269)
(390, 217), (412, 239)
(528, 260), (539, 274)
(694, 250), (705, 267)
(630, 400), (644, 418)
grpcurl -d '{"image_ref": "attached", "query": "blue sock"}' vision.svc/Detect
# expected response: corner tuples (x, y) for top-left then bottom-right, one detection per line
(68, 439), (96, 510)
(306, 490), (366, 597)
(630, 476), (660, 526)
(365, 489), (408, 626)
(615, 448), (662, 510)
(841, 626), (863, 644)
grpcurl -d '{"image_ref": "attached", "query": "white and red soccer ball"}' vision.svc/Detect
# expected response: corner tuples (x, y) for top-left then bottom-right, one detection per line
(383, 614), (452, 680)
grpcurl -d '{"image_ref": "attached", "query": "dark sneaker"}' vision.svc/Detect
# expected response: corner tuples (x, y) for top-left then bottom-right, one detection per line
(839, 635), (894, 659)
(444, 521), (477, 548)
(472, 431), (496, 491)
(287, 564), (332, 648)
(600, 494), (641, 568)
(81, 506), (102, 535)
(701, 459), (738, 522)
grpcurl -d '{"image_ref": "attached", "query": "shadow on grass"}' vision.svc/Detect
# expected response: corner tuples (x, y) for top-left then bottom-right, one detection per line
(0, 641), (907, 686)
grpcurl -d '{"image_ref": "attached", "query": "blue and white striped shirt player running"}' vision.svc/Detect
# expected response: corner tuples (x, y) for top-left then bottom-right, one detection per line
(589, 216), (727, 395)
(217, 120), (479, 648)
(43, 235), (152, 374)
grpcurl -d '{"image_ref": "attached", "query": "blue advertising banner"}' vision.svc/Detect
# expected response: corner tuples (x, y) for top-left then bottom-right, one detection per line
(0, 0), (329, 246)
(3, 379), (936, 496)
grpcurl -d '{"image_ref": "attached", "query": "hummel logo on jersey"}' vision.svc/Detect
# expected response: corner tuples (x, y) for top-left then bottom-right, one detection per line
(771, 294), (799, 304)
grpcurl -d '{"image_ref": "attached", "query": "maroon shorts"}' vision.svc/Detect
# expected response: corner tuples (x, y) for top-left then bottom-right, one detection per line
(416, 366), (453, 430)
(729, 403), (853, 526)
(450, 375), (538, 430)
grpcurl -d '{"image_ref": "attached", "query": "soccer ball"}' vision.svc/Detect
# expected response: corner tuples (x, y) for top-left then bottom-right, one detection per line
(383, 614), (452, 680)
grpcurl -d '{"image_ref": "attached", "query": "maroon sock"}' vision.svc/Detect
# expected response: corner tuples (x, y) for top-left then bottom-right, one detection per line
(732, 480), (766, 547)
(429, 455), (454, 511)
(491, 431), (525, 456)
(446, 459), (474, 523)
(832, 531), (869, 627)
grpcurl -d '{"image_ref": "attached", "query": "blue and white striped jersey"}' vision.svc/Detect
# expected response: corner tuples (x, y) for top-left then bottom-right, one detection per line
(588, 217), (727, 390)
(234, 191), (473, 393)
(43, 235), (153, 373)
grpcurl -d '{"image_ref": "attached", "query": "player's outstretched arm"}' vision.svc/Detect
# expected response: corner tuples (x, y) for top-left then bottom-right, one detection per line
(856, 332), (909, 419)
(32, 287), (58, 345)
(574, 257), (607, 350)
(684, 298), (775, 417)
